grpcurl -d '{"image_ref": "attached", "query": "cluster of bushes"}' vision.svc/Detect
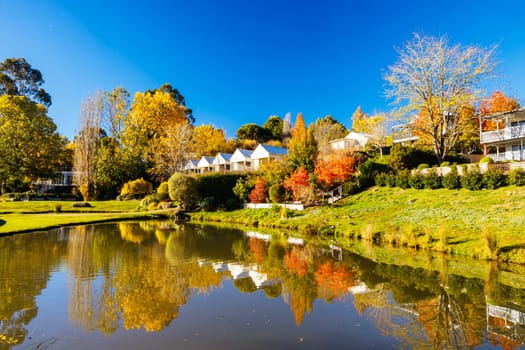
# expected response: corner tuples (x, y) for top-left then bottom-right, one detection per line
(0, 192), (81, 201)
(166, 172), (245, 211)
(374, 166), (525, 190)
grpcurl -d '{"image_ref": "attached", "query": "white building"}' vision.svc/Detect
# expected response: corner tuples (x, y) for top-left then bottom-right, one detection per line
(213, 153), (232, 172)
(230, 148), (254, 171)
(251, 144), (288, 170)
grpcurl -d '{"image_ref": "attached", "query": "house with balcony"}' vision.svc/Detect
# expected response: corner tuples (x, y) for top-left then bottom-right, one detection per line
(391, 123), (419, 145)
(480, 108), (525, 162)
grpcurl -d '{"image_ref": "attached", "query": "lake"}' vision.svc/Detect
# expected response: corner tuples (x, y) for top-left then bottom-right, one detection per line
(1, 221), (524, 349)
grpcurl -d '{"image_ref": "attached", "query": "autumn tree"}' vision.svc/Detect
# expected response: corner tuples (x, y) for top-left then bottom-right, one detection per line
(480, 91), (521, 132)
(149, 122), (193, 180)
(384, 33), (497, 164)
(282, 112), (292, 144)
(0, 95), (66, 193)
(288, 113), (318, 172)
(121, 90), (189, 160)
(191, 124), (228, 158)
(283, 167), (315, 204)
(0, 58), (52, 106)
(147, 83), (194, 123)
(248, 177), (268, 203)
(311, 115), (347, 147)
(74, 92), (102, 201)
(100, 87), (130, 142)
(315, 152), (357, 189)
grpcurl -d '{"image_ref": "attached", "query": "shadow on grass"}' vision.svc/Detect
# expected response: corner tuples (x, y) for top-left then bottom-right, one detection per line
(0, 219), (5, 227)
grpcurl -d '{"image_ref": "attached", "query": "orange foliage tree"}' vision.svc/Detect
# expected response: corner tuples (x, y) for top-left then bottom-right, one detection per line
(248, 177), (268, 203)
(315, 261), (358, 300)
(315, 152), (357, 189)
(480, 91), (521, 131)
(283, 167), (315, 204)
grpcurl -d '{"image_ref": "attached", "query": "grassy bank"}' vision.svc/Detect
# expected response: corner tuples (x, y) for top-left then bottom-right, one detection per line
(191, 186), (525, 263)
(0, 200), (170, 235)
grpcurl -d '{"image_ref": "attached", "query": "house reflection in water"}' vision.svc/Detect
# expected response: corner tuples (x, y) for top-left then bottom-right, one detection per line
(486, 302), (525, 347)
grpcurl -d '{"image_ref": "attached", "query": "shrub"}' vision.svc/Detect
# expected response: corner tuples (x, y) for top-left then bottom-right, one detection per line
(442, 167), (461, 189)
(233, 177), (253, 203)
(461, 166), (483, 190)
(342, 178), (361, 196)
(198, 197), (216, 211)
(269, 183), (287, 203)
(509, 168), (525, 186)
(388, 144), (437, 171)
(156, 181), (169, 200)
(140, 193), (162, 209)
(395, 170), (410, 189)
(483, 169), (507, 189)
(168, 172), (198, 210)
(120, 178), (153, 199)
(422, 170), (442, 189)
(480, 156), (494, 163)
(374, 173), (387, 187)
(440, 161), (451, 167)
(358, 160), (391, 188)
(417, 163), (429, 170)
(408, 173), (425, 189)
(249, 177), (268, 203)
(385, 173), (397, 188)
(195, 173), (245, 208)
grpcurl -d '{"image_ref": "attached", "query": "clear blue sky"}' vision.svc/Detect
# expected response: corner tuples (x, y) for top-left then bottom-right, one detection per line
(1, 0), (524, 140)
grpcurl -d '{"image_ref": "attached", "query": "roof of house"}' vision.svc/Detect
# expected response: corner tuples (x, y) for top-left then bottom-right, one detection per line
(213, 152), (232, 164)
(198, 156), (215, 167)
(252, 144), (288, 159)
(184, 159), (199, 169)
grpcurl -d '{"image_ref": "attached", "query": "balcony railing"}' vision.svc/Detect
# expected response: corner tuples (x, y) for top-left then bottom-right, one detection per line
(481, 125), (525, 144)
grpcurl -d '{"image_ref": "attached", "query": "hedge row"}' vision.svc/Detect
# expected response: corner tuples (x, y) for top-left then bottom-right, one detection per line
(374, 167), (525, 190)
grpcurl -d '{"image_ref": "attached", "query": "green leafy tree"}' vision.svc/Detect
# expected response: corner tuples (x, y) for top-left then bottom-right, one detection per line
(0, 95), (65, 193)
(0, 58), (52, 106)
(168, 172), (198, 210)
(236, 123), (272, 143)
(263, 115), (283, 141)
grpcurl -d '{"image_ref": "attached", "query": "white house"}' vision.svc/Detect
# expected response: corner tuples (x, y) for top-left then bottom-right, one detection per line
(213, 153), (232, 172)
(197, 156), (215, 173)
(184, 159), (199, 173)
(230, 148), (253, 171)
(480, 108), (525, 161)
(251, 144), (288, 170)
(328, 131), (371, 151)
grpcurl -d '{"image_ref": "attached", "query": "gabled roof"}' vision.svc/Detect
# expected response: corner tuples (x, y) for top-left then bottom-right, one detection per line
(184, 159), (199, 170)
(198, 156), (215, 168)
(213, 152), (232, 165)
(252, 144), (288, 159)
(231, 148), (253, 162)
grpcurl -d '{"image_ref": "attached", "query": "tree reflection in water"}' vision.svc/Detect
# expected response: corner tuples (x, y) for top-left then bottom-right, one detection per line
(2, 222), (525, 348)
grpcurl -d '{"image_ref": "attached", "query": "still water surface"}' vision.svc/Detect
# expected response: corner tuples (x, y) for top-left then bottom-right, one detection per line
(1, 221), (525, 349)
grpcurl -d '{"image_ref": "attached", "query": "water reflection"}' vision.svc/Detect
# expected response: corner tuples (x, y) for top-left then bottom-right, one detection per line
(1, 222), (525, 348)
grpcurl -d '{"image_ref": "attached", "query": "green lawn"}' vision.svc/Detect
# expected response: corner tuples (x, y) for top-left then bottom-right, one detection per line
(191, 186), (525, 263)
(0, 200), (170, 234)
